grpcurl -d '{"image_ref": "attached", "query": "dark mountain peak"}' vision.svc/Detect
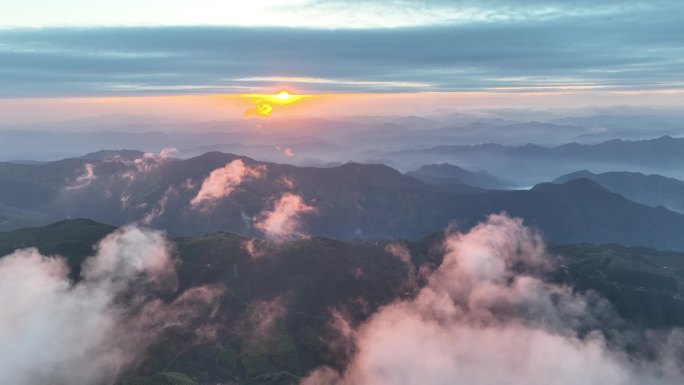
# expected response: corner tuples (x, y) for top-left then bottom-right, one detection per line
(0, 219), (116, 272)
(78, 149), (146, 161)
(330, 162), (414, 185)
(595, 135), (682, 147)
(407, 163), (508, 189)
(553, 170), (595, 183)
(551, 169), (684, 213)
(44, 218), (109, 228)
(414, 163), (468, 174)
(474, 142), (508, 149)
(653, 134), (676, 141)
(340, 161), (415, 179)
(555, 141), (581, 149)
(601, 138), (627, 145)
(184, 230), (248, 243)
(185, 151), (258, 166)
(532, 177), (611, 195)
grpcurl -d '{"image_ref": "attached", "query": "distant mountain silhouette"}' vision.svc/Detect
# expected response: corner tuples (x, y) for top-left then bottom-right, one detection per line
(407, 163), (510, 189)
(381, 135), (684, 185)
(554, 170), (684, 213)
(78, 149), (147, 160)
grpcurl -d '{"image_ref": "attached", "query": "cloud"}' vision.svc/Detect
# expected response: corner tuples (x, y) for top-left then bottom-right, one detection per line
(0, 225), (220, 385)
(141, 186), (177, 225)
(276, 145), (295, 158)
(384, 242), (411, 265)
(65, 163), (97, 190)
(254, 193), (315, 242)
(1, 0), (641, 29)
(159, 147), (177, 158)
(102, 152), (170, 182)
(301, 214), (684, 385)
(280, 176), (295, 189)
(190, 159), (265, 207)
(385, 242), (418, 290)
(0, 4), (682, 98)
(240, 296), (288, 342)
(243, 239), (267, 258)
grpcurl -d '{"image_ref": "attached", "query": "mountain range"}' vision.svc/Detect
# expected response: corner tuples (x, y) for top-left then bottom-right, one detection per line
(554, 170), (684, 213)
(4, 151), (684, 250)
(378, 135), (684, 185)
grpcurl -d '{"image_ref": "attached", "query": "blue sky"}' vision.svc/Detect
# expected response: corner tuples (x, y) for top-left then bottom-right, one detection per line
(0, 1), (682, 106)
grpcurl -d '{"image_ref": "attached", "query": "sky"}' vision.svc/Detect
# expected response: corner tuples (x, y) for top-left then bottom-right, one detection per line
(1, 0), (683, 123)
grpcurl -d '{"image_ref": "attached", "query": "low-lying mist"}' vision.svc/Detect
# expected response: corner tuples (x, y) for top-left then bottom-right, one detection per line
(0, 226), (222, 385)
(302, 215), (684, 385)
(1, 214), (683, 384)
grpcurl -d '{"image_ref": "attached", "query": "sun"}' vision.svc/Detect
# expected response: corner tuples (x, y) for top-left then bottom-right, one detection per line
(244, 90), (309, 106)
(268, 90), (308, 105)
(277, 90), (291, 100)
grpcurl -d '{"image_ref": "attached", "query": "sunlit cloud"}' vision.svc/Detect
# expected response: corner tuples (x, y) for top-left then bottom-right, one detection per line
(254, 193), (315, 242)
(236, 77), (431, 89)
(191, 159), (265, 207)
(65, 163), (97, 191)
(1, 4), (683, 99)
(243, 90), (310, 117)
(302, 214), (684, 385)
(158, 147), (177, 158)
(243, 98), (274, 117)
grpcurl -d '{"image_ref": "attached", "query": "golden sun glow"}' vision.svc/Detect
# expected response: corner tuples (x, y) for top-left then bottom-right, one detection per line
(242, 90), (311, 117)
(258, 90), (308, 105)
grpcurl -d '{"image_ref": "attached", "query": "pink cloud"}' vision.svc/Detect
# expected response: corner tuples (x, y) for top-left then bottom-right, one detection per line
(280, 176), (295, 189)
(159, 147), (178, 158)
(191, 159), (265, 207)
(243, 239), (268, 258)
(300, 214), (684, 385)
(254, 193), (315, 242)
(276, 145), (295, 158)
(107, 152), (169, 182)
(141, 186), (177, 225)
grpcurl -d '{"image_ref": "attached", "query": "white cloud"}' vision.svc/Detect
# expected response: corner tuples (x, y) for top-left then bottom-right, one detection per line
(0, 225), (220, 385)
(65, 163), (97, 190)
